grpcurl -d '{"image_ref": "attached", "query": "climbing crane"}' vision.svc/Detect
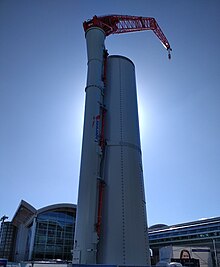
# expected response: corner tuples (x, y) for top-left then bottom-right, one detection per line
(73, 14), (172, 266)
(83, 15), (172, 59)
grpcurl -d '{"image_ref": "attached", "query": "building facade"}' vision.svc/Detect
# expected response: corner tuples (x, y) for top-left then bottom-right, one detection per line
(148, 218), (220, 266)
(28, 206), (75, 260)
(0, 200), (76, 262)
(1, 200), (220, 266)
(0, 221), (16, 259)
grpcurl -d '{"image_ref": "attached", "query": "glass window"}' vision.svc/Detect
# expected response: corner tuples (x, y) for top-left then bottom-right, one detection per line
(32, 208), (75, 261)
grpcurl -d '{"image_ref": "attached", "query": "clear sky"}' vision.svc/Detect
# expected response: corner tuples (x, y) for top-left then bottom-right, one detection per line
(0, 0), (220, 227)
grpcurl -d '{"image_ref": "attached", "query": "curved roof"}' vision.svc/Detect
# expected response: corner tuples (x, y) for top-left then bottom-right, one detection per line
(148, 224), (168, 230)
(12, 200), (77, 227)
(37, 203), (76, 215)
(12, 200), (36, 227)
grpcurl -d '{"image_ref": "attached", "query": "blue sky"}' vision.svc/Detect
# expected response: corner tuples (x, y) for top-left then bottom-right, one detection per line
(0, 0), (220, 227)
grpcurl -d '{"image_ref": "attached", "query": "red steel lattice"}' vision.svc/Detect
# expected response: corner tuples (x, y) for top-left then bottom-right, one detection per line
(83, 15), (172, 57)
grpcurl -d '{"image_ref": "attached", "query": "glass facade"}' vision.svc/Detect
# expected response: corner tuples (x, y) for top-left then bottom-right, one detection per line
(0, 222), (17, 260)
(148, 218), (220, 266)
(32, 209), (75, 261)
(149, 220), (220, 246)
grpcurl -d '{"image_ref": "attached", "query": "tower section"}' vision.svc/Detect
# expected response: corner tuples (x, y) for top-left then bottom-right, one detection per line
(73, 27), (106, 264)
(97, 55), (150, 265)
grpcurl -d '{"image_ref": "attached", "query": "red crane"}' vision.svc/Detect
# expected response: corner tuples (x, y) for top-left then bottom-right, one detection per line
(83, 15), (172, 59)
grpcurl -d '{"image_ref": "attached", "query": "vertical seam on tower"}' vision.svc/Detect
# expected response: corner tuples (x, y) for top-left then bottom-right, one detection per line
(119, 59), (126, 264)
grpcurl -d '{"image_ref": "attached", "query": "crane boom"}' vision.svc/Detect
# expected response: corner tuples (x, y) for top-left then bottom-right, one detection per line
(83, 15), (172, 58)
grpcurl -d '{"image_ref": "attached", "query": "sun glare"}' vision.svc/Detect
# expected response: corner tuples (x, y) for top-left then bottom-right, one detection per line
(137, 93), (148, 141)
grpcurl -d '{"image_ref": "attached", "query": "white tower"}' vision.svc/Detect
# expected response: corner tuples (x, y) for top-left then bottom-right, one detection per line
(73, 15), (171, 266)
(73, 27), (106, 264)
(97, 55), (150, 265)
